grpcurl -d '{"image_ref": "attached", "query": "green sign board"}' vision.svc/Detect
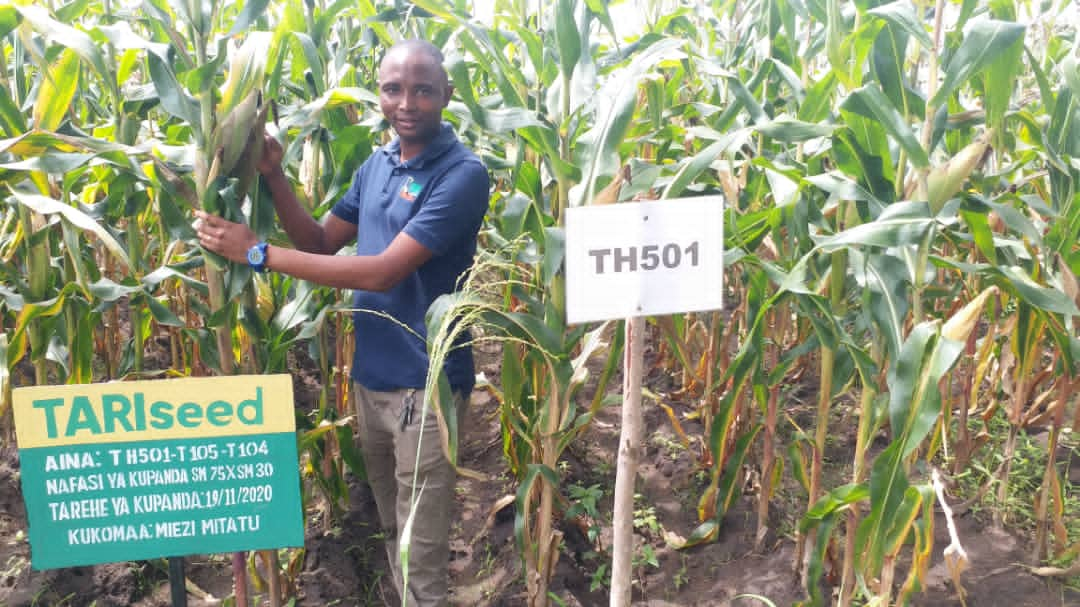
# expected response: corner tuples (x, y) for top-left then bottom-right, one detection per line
(13, 375), (304, 570)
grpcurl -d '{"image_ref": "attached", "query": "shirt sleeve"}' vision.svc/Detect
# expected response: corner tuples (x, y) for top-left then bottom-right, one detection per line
(330, 165), (364, 225)
(403, 159), (490, 256)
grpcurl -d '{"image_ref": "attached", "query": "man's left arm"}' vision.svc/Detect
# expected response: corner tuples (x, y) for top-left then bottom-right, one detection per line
(197, 160), (489, 291)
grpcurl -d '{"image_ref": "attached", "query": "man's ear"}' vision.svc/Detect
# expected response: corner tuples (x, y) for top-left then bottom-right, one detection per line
(443, 84), (454, 107)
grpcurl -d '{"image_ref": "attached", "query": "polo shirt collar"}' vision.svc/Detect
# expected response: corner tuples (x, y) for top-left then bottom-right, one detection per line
(382, 122), (457, 170)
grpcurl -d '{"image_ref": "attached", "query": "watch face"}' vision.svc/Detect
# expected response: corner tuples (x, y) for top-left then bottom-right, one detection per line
(248, 246), (265, 265)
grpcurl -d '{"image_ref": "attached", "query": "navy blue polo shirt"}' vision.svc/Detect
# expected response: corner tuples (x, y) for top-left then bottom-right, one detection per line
(330, 123), (489, 393)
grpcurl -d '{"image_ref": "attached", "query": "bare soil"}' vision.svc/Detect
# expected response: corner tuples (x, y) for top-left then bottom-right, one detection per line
(1, 339), (1078, 607)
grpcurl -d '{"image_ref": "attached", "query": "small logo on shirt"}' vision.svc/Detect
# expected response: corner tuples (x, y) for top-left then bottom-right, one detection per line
(399, 176), (423, 202)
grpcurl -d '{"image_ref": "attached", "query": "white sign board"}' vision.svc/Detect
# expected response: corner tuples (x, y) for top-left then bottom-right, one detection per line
(565, 196), (724, 324)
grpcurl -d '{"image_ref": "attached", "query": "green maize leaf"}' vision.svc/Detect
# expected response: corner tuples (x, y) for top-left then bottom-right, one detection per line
(514, 163), (543, 209)
(798, 72), (838, 124)
(0, 282), (24, 310)
(679, 520), (718, 549)
(289, 32), (325, 97)
(862, 322), (961, 570)
(805, 172), (881, 206)
(715, 424), (763, 517)
(272, 286), (318, 334)
(476, 107), (545, 134)
(700, 389), (743, 516)
(578, 37), (685, 206)
(870, 19), (916, 119)
(15, 5), (111, 88)
(470, 309), (561, 363)
(0, 129), (135, 157)
(335, 424), (366, 481)
(796, 293), (842, 352)
(788, 437), (812, 495)
(446, 53), (480, 118)
(497, 194), (533, 242)
(142, 293), (184, 327)
(980, 3), (1023, 138)
(296, 417), (353, 453)
(756, 117), (837, 142)
(841, 83), (929, 168)
(88, 277), (140, 303)
(867, 0), (933, 48)
(143, 265), (208, 296)
(1063, 55), (1080, 111)
(831, 128), (894, 203)
(1025, 46), (1056, 117)
(887, 324), (961, 454)
(513, 463), (559, 550)
(930, 19), (1026, 108)
(409, 2), (525, 107)
(728, 72), (768, 126)
(0, 153), (95, 174)
(554, 0), (581, 80)
(147, 52), (200, 128)
(8, 282), (82, 371)
(805, 509), (841, 606)
(958, 204), (998, 265)
(0, 4), (18, 39)
(996, 265), (1080, 317)
(59, 219), (90, 294)
(825, 0), (845, 77)
(882, 486), (924, 555)
(800, 482), (869, 532)
(228, 0), (273, 35)
(0, 86), (25, 137)
(850, 249), (908, 359)
(765, 167), (799, 208)
(584, 0), (617, 45)
(289, 303), (330, 343)
(97, 21), (171, 57)
(9, 189), (131, 270)
(68, 300), (94, 385)
(815, 201), (933, 251)
(283, 87), (378, 132)
(542, 227), (565, 285)
(32, 48), (80, 132)
(662, 130), (748, 199)
(898, 485), (936, 601)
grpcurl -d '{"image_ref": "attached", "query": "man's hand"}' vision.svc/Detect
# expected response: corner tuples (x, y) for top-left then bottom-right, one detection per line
(256, 131), (285, 177)
(194, 210), (258, 264)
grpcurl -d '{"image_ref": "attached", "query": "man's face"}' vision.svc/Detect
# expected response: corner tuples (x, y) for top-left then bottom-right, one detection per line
(378, 49), (453, 148)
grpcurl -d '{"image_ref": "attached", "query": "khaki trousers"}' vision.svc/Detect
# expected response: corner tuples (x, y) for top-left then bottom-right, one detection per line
(353, 384), (464, 607)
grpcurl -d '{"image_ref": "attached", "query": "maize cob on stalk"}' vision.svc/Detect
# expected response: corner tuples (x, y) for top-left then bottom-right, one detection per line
(942, 285), (999, 343)
(926, 129), (994, 214)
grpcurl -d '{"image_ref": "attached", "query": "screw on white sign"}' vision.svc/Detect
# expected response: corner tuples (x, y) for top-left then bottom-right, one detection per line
(565, 196), (724, 324)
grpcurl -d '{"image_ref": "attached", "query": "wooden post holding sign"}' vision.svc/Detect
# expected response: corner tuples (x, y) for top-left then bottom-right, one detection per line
(566, 196), (723, 607)
(12, 375), (304, 604)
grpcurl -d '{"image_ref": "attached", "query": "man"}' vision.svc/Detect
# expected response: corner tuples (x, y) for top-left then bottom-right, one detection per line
(196, 39), (489, 606)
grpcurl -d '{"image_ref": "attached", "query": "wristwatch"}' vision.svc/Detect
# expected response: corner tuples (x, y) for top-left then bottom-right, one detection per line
(246, 242), (269, 273)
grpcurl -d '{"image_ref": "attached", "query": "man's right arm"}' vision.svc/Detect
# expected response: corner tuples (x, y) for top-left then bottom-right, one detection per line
(258, 133), (355, 255)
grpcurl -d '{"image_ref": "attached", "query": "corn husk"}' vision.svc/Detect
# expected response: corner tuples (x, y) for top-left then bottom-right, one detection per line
(927, 129), (994, 213)
(942, 286), (999, 343)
